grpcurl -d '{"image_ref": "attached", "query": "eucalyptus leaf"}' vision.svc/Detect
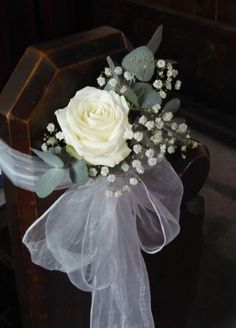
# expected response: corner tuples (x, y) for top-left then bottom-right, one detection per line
(147, 25), (163, 54)
(69, 160), (89, 186)
(162, 98), (181, 113)
(106, 56), (115, 71)
(32, 148), (64, 168)
(123, 87), (139, 108)
(133, 82), (162, 108)
(122, 46), (155, 82)
(35, 168), (65, 198)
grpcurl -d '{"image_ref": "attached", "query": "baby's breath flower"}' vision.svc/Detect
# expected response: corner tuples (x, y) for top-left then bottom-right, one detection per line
(167, 146), (175, 154)
(168, 137), (175, 145)
(163, 112), (173, 122)
(124, 71), (133, 81)
(165, 80), (172, 90)
(152, 104), (161, 113)
(120, 85), (128, 94)
(155, 118), (164, 129)
(159, 90), (167, 99)
(157, 59), (165, 68)
(157, 153), (164, 161)
(152, 132), (163, 144)
(160, 144), (166, 154)
(167, 70), (173, 77)
(121, 162), (130, 172)
(55, 131), (64, 141)
(192, 141), (198, 148)
(171, 122), (178, 130)
(114, 190), (122, 198)
(107, 174), (116, 183)
(129, 177), (138, 185)
(41, 143), (47, 151)
(181, 145), (187, 152)
(145, 120), (155, 131)
(101, 166), (109, 176)
(153, 79), (163, 89)
(139, 115), (147, 125)
(104, 67), (112, 77)
(89, 168), (98, 177)
(47, 136), (57, 146)
(47, 123), (55, 133)
(172, 69), (178, 78)
(177, 123), (188, 133)
(136, 166), (144, 174)
(175, 80), (182, 90)
(167, 62), (173, 70)
(122, 185), (130, 193)
(109, 78), (117, 88)
(114, 66), (123, 75)
(133, 131), (143, 142)
(148, 158), (157, 166)
(105, 190), (113, 197)
(132, 159), (141, 168)
(133, 144), (142, 154)
(145, 148), (154, 158)
(97, 76), (106, 87)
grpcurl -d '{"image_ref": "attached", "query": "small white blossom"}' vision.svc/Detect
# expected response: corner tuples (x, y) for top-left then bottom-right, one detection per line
(157, 153), (164, 161)
(139, 115), (147, 125)
(152, 132), (163, 144)
(129, 177), (138, 185)
(97, 76), (106, 87)
(148, 158), (157, 166)
(124, 71), (133, 81)
(121, 162), (130, 172)
(152, 104), (161, 113)
(41, 143), (47, 151)
(124, 125), (133, 140)
(114, 190), (122, 198)
(133, 131), (143, 142)
(145, 148), (154, 158)
(155, 117), (164, 129)
(167, 146), (175, 154)
(165, 80), (172, 90)
(47, 136), (57, 146)
(104, 67), (112, 77)
(133, 144), (142, 154)
(158, 70), (164, 77)
(186, 134), (191, 139)
(159, 90), (167, 99)
(163, 112), (173, 122)
(132, 159), (142, 168)
(107, 174), (116, 182)
(175, 80), (182, 90)
(101, 166), (109, 176)
(157, 59), (165, 68)
(171, 122), (178, 130)
(114, 66), (123, 75)
(120, 85), (128, 94)
(55, 131), (64, 141)
(167, 62), (173, 70)
(172, 69), (178, 77)
(54, 145), (62, 154)
(47, 123), (55, 133)
(167, 69), (173, 77)
(177, 123), (188, 133)
(145, 120), (155, 131)
(181, 145), (187, 152)
(193, 141), (198, 148)
(105, 190), (113, 197)
(89, 168), (98, 177)
(109, 78), (117, 88)
(122, 185), (130, 193)
(153, 79), (163, 89)
(136, 166), (144, 174)
(168, 137), (175, 145)
(160, 144), (166, 154)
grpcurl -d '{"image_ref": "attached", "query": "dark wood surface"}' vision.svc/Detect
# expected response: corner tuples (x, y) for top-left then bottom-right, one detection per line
(0, 26), (209, 328)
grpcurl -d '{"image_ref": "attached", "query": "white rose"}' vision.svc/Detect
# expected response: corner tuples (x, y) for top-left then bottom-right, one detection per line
(55, 86), (131, 167)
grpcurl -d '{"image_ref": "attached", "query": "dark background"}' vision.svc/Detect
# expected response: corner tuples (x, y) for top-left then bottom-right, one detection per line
(0, 0), (236, 143)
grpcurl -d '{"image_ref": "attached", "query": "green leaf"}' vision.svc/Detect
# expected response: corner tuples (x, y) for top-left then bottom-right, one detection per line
(106, 56), (115, 71)
(122, 46), (155, 82)
(35, 168), (65, 198)
(147, 25), (163, 54)
(133, 82), (162, 108)
(123, 87), (139, 108)
(69, 160), (89, 186)
(66, 145), (83, 160)
(32, 148), (64, 168)
(163, 98), (181, 113)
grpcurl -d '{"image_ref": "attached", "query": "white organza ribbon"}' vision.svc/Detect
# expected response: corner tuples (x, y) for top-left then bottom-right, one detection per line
(0, 139), (183, 328)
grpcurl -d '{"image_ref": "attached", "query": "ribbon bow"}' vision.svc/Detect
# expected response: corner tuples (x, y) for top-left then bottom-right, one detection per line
(0, 139), (183, 328)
